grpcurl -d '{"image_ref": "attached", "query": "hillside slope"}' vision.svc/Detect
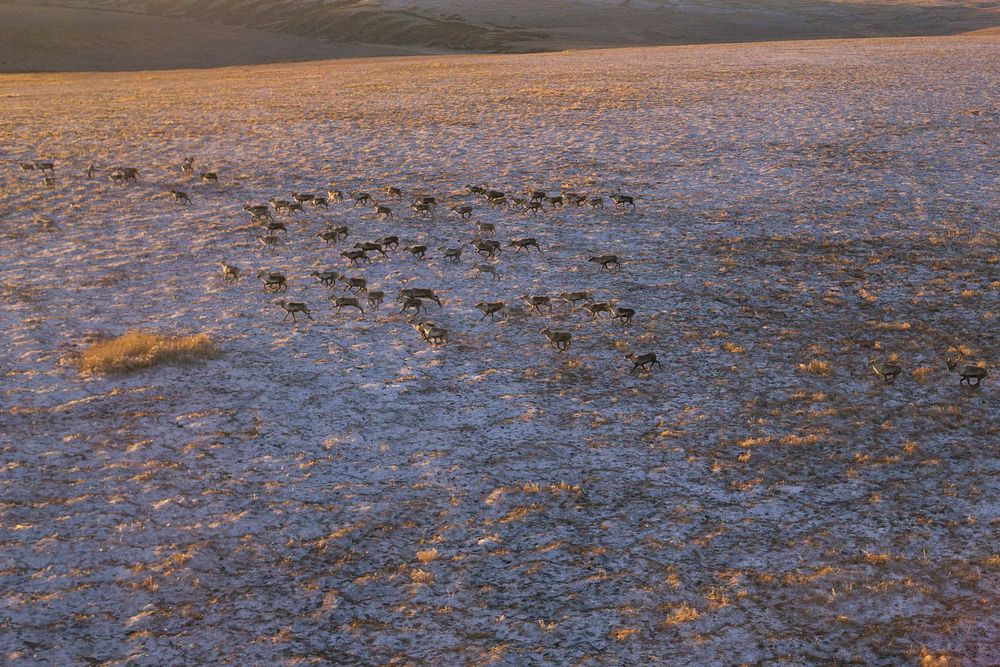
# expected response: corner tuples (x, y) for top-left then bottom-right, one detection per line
(0, 4), (425, 72)
(1, 0), (998, 71)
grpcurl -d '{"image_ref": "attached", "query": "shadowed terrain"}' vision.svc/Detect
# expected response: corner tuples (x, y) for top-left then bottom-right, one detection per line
(1, 0), (998, 70)
(0, 4), (424, 72)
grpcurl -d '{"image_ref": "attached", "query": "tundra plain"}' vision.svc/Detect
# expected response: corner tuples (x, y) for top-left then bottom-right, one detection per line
(1, 35), (998, 665)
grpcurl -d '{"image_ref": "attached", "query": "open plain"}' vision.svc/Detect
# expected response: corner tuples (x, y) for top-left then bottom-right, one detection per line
(0, 34), (998, 665)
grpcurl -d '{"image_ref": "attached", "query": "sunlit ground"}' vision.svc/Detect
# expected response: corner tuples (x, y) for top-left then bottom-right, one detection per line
(0, 35), (997, 666)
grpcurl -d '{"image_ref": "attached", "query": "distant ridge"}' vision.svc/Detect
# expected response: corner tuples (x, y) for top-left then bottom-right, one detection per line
(1, 0), (998, 72)
(0, 4), (426, 73)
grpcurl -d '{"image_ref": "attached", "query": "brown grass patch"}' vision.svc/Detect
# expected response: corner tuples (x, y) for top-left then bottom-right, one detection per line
(416, 548), (439, 564)
(737, 436), (773, 448)
(409, 568), (434, 585)
(798, 359), (832, 376)
(80, 330), (219, 374)
(780, 433), (821, 446)
(658, 603), (700, 627)
(611, 628), (641, 641)
(863, 551), (891, 565)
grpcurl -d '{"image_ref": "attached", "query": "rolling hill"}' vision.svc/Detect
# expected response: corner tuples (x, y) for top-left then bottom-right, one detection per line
(1, 0), (998, 70)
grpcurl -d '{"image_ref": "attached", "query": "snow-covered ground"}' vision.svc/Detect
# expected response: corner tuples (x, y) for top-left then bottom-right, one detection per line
(1, 35), (998, 666)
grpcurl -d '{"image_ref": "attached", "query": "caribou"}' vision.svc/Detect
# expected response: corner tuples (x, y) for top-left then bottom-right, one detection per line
(340, 276), (368, 293)
(541, 329), (571, 352)
(404, 245), (428, 259)
(355, 242), (387, 258)
(341, 249), (370, 266)
(310, 270), (339, 287)
(869, 357), (902, 384)
(398, 288), (442, 307)
(589, 254), (621, 272)
(476, 301), (507, 321)
(257, 271), (287, 292)
(220, 262), (240, 282)
(412, 202), (434, 217)
(244, 204), (273, 221)
(521, 295), (553, 315)
(377, 235), (399, 250)
(332, 297), (365, 315)
(411, 320), (448, 346)
(319, 229), (342, 245)
(625, 353), (662, 373)
(262, 221), (288, 235)
(509, 238), (541, 253)
(611, 193), (636, 210)
(560, 291), (594, 306)
(258, 234), (281, 251)
(472, 239), (501, 258)
(439, 247), (463, 262)
(276, 300), (313, 322)
(947, 351), (989, 386)
(611, 305), (635, 325)
(582, 302), (614, 319)
(168, 189), (191, 204)
(473, 264), (501, 281)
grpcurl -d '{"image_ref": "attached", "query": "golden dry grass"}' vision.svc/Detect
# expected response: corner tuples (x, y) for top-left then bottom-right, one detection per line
(611, 628), (641, 641)
(409, 568), (434, 585)
(658, 603), (700, 628)
(79, 330), (219, 375)
(416, 548), (440, 563)
(798, 359), (833, 376)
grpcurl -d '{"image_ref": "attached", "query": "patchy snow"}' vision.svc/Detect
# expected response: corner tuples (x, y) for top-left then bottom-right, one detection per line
(0, 35), (998, 666)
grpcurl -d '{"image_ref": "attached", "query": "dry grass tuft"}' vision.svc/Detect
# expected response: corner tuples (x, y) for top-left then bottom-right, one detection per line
(921, 649), (959, 667)
(409, 568), (434, 585)
(611, 628), (641, 641)
(659, 603), (700, 627)
(863, 551), (891, 565)
(780, 433), (821, 446)
(80, 330), (219, 374)
(799, 359), (832, 376)
(738, 436), (773, 448)
(416, 548), (440, 564)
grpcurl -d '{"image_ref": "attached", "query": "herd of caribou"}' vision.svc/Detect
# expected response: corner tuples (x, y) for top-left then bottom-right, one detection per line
(207, 158), (656, 371)
(14, 158), (990, 383)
